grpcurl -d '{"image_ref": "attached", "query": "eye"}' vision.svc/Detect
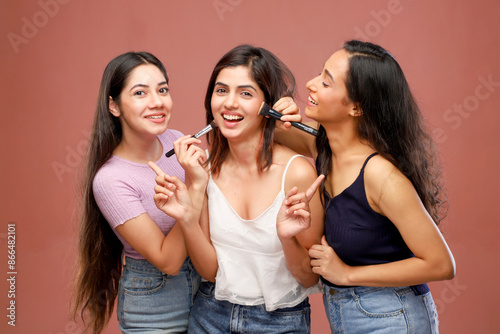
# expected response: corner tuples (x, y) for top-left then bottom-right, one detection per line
(215, 88), (227, 94)
(159, 87), (169, 94)
(321, 75), (333, 88)
(134, 90), (146, 96)
(241, 91), (253, 97)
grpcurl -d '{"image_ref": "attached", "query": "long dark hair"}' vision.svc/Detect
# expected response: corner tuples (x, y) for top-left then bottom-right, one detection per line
(316, 40), (446, 224)
(204, 44), (296, 175)
(72, 51), (168, 334)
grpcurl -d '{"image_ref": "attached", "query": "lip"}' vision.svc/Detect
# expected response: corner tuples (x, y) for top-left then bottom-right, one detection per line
(220, 111), (244, 127)
(144, 112), (167, 123)
(307, 95), (318, 107)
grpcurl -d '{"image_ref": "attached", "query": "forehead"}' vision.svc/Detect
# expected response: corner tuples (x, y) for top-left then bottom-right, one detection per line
(324, 49), (350, 78)
(125, 64), (166, 86)
(216, 66), (255, 85)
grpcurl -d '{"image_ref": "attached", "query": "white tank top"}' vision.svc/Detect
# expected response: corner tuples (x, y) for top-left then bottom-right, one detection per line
(207, 154), (319, 311)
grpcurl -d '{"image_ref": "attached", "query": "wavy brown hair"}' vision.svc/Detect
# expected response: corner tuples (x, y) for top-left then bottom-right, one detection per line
(316, 40), (447, 224)
(72, 51), (168, 333)
(204, 44), (296, 175)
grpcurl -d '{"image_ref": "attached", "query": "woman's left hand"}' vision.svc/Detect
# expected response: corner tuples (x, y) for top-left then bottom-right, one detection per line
(149, 161), (198, 224)
(309, 236), (352, 286)
(277, 175), (324, 239)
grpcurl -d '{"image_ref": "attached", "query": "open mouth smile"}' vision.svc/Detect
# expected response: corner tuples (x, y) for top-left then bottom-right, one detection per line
(222, 113), (243, 121)
(308, 96), (318, 105)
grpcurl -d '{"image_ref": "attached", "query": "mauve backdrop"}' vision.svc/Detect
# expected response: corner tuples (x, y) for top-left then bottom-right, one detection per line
(1, 0), (499, 333)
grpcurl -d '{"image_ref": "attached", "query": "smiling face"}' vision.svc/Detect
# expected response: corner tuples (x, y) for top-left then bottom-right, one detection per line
(210, 65), (265, 142)
(304, 49), (358, 125)
(109, 64), (172, 140)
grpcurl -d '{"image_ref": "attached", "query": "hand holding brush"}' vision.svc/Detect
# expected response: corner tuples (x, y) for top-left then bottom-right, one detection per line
(259, 102), (318, 136)
(165, 120), (218, 157)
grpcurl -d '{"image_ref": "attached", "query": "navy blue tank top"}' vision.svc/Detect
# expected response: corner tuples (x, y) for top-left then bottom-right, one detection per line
(318, 153), (429, 294)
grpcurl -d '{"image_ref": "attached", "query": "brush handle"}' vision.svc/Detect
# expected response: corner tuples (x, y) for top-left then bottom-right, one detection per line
(165, 123), (215, 158)
(290, 121), (318, 136)
(266, 107), (318, 136)
(165, 147), (177, 158)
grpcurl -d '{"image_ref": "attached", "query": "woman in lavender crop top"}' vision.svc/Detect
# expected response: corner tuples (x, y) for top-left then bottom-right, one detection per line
(276, 40), (456, 333)
(72, 52), (200, 334)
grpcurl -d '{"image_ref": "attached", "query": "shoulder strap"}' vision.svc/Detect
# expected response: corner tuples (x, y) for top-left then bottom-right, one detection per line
(281, 155), (306, 190)
(205, 149), (213, 179)
(361, 152), (379, 171)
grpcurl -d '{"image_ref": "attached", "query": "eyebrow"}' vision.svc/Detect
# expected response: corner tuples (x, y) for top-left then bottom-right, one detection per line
(324, 69), (334, 82)
(129, 81), (168, 91)
(214, 82), (257, 91)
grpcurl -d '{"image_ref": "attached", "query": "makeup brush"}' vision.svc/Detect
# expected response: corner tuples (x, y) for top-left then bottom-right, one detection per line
(258, 102), (318, 136)
(165, 120), (218, 158)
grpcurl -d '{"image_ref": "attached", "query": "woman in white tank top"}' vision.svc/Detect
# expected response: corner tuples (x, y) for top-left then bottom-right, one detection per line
(150, 45), (324, 333)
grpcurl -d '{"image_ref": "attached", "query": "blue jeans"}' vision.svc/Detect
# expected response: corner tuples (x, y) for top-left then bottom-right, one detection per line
(117, 257), (201, 333)
(322, 283), (439, 333)
(188, 281), (311, 333)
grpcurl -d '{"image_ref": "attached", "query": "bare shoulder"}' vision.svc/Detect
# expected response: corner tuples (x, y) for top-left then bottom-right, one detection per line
(364, 154), (414, 205)
(364, 154), (406, 183)
(365, 153), (398, 176)
(274, 145), (317, 190)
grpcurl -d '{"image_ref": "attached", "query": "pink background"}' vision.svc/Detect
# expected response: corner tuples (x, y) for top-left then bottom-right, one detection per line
(1, 0), (499, 333)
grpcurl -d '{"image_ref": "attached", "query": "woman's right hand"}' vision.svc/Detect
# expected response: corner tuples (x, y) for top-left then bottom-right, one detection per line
(149, 161), (199, 224)
(272, 97), (302, 131)
(173, 135), (209, 188)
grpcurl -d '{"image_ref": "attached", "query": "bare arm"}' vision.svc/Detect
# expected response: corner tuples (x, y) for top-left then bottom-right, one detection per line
(150, 136), (219, 282)
(115, 214), (187, 275)
(182, 195), (218, 281)
(277, 158), (325, 288)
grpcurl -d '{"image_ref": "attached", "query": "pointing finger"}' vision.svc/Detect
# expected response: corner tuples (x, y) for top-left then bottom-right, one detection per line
(306, 174), (325, 200)
(148, 161), (165, 176)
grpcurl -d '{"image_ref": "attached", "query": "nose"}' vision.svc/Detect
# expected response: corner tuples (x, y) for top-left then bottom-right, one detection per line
(223, 92), (238, 109)
(306, 76), (318, 92)
(149, 92), (164, 108)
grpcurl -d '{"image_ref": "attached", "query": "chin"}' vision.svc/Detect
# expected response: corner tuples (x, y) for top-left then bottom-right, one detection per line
(152, 126), (169, 135)
(304, 107), (315, 119)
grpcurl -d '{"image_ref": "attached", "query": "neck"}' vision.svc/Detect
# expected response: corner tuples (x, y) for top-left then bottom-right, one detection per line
(323, 121), (372, 159)
(225, 133), (263, 170)
(114, 131), (162, 163)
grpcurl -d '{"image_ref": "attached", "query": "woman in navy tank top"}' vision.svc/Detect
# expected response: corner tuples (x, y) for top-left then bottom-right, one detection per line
(276, 40), (456, 333)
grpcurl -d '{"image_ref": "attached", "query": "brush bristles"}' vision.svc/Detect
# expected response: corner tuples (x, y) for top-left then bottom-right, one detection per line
(259, 102), (271, 116)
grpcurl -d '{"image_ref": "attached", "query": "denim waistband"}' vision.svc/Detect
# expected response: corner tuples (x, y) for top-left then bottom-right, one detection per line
(124, 256), (189, 275)
(322, 280), (429, 298)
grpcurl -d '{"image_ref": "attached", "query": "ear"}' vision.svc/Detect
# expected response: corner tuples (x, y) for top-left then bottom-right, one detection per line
(349, 104), (363, 117)
(109, 97), (121, 117)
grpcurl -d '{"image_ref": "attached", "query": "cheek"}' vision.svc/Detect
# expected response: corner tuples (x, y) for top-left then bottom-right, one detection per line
(164, 97), (174, 113)
(211, 96), (222, 112)
(321, 90), (344, 107)
(245, 99), (262, 115)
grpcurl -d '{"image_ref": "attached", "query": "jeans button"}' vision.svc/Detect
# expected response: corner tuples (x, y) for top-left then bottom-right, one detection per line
(329, 288), (335, 295)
